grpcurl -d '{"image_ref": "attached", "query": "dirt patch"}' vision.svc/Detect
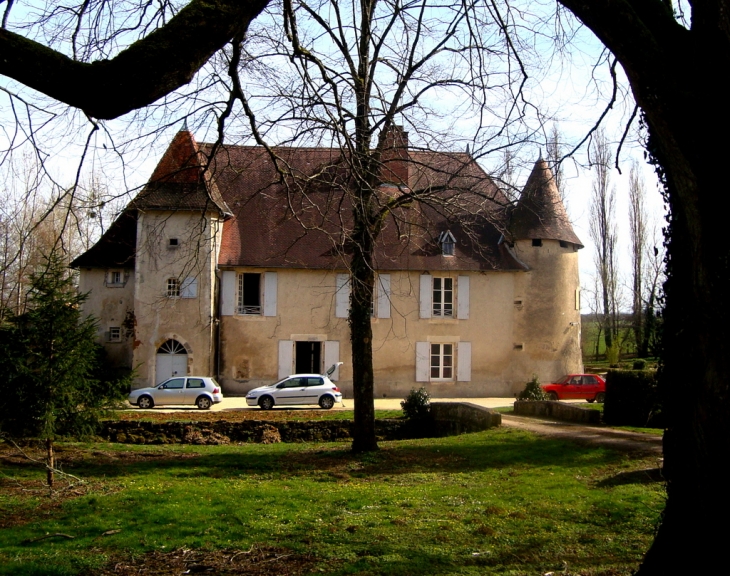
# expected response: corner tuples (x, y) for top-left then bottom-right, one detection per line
(97, 545), (323, 575)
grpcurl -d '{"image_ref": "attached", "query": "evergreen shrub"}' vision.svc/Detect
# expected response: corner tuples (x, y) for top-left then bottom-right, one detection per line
(401, 387), (431, 420)
(517, 375), (548, 401)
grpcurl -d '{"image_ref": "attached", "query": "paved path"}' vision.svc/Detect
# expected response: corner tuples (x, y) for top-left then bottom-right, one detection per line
(501, 414), (663, 454)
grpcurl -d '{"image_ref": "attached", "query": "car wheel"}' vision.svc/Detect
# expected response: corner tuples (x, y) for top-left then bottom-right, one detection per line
(319, 395), (335, 410)
(258, 395), (274, 410)
(587, 398), (595, 403)
(137, 395), (154, 409)
(547, 391), (559, 401)
(196, 396), (212, 410)
(595, 392), (606, 403)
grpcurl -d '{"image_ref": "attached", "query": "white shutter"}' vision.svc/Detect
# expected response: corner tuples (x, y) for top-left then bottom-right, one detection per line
(323, 341), (341, 380)
(181, 277), (198, 298)
(457, 341), (471, 382)
(336, 273), (350, 318)
(457, 275), (470, 319)
(416, 341), (430, 382)
(376, 274), (391, 319)
(221, 271), (236, 316)
(263, 272), (278, 316)
(419, 274), (432, 319)
(278, 340), (293, 379)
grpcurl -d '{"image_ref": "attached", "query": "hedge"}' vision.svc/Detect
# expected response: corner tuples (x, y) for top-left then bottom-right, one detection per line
(603, 369), (663, 428)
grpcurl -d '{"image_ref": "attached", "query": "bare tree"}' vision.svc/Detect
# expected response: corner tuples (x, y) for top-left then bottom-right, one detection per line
(229, 0), (522, 452)
(628, 160), (647, 356)
(589, 129), (619, 357)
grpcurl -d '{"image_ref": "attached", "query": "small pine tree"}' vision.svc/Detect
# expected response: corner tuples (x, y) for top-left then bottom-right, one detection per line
(517, 375), (548, 401)
(401, 387), (431, 420)
(0, 253), (127, 486)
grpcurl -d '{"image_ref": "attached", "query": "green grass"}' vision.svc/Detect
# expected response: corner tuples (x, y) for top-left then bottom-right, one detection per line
(0, 430), (665, 575)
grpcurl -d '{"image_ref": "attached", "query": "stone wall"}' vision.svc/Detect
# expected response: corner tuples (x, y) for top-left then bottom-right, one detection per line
(430, 402), (502, 434)
(102, 403), (503, 444)
(513, 400), (601, 424)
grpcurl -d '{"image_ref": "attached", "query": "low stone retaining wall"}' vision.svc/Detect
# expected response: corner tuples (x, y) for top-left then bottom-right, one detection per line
(102, 403), (502, 444)
(513, 401), (601, 424)
(431, 402), (502, 433)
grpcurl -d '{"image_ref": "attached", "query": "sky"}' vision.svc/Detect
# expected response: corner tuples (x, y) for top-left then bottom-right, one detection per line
(0, 0), (667, 313)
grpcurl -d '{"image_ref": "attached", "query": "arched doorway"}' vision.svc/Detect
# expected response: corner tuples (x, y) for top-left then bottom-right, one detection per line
(156, 339), (188, 384)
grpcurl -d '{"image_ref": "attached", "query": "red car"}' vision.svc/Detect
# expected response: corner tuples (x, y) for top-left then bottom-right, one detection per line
(541, 374), (606, 403)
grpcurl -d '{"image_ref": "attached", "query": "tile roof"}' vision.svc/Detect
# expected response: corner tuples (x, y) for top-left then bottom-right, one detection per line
(75, 133), (580, 273)
(71, 209), (137, 268)
(131, 130), (230, 214)
(509, 159), (583, 247)
(202, 143), (525, 272)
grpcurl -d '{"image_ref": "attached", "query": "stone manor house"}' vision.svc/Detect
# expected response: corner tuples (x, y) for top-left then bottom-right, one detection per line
(72, 128), (584, 397)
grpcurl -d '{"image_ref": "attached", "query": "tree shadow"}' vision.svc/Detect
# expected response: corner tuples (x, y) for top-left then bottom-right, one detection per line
(43, 429), (646, 482)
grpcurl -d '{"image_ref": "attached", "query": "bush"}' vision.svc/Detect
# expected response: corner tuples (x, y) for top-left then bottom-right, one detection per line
(517, 375), (548, 401)
(603, 369), (663, 428)
(401, 387), (431, 420)
(633, 359), (646, 370)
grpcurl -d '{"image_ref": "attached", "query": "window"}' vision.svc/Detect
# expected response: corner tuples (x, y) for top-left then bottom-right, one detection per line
(238, 273), (261, 314)
(430, 343), (453, 380)
(419, 274), (468, 319)
(438, 230), (456, 256)
(416, 341), (470, 382)
(109, 327), (121, 342)
(222, 271), (277, 317)
(107, 270), (125, 287)
(335, 273), (390, 319)
(167, 278), (180, 297)
(532, 239), (542, 247)
(432, 277), (453, 317)
(186, 378), (205, 389)
(169, 238), (179, 247)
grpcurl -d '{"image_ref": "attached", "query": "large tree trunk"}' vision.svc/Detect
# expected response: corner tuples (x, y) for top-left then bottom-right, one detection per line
(349, 205), (378, 453)
(557, 0), (730, 571)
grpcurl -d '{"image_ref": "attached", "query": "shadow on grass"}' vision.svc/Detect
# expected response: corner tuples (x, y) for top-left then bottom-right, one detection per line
(44, 428), (634, 482)
(596, 467), (664, 487)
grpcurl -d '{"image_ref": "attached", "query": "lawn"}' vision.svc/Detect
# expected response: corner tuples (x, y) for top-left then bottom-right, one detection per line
(0, 429), (664, 575)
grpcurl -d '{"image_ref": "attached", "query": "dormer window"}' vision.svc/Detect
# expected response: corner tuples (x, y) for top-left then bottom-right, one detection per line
(438, 230), (456, 256)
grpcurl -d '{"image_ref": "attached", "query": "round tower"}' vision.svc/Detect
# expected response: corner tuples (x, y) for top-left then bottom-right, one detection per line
(507, 159), (583, 391)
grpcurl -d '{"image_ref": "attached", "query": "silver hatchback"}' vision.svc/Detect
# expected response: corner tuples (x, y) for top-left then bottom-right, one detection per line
(246, 363), (343, 410)
(128, 377), (224, 410)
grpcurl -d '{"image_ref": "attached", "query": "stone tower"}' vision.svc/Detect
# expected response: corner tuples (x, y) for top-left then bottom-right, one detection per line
(507, 158), (583, 389)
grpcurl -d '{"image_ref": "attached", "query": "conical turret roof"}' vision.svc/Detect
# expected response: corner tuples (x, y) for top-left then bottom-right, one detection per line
(510, 159), (583, 247)
(131, 129), (230, 214)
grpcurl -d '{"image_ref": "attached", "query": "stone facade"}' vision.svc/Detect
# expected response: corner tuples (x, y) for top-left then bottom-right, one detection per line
(73, 129), (583, 397)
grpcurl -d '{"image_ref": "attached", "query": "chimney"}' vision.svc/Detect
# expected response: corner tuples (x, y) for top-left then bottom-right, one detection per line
(380, 125), (409, 185)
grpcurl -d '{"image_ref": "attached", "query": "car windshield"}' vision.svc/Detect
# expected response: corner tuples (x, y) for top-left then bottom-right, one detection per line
(557, 376), (572, 384)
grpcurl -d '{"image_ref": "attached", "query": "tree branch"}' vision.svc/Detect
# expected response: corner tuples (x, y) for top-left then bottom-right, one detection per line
(0, 0), (270, 119)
